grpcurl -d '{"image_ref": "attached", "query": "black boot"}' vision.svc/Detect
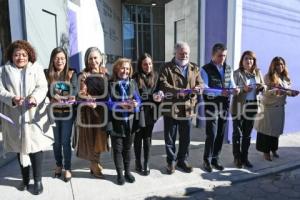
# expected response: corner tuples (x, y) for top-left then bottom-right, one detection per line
(135, 160), (142, 173)
(17, 154), (30, 191)
(33, 181), (43, 195)
(142, 138), (151, 176)
(18, 166), (30, 191)
(116, 170), (125, 185)
(134, 133), (142, 173)
(30, 151), (43, 195)
(124, 171), (135, 183)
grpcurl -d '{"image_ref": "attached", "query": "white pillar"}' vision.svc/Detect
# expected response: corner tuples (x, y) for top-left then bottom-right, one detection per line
(227, 0), (243, 70)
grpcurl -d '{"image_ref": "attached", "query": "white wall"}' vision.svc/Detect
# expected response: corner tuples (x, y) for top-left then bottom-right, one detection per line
(68, 0), (122, 71)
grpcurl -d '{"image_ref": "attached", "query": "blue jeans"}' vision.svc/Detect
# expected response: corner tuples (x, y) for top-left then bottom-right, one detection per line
(53, 112), (74, 170)
(163, 116), (191, 165)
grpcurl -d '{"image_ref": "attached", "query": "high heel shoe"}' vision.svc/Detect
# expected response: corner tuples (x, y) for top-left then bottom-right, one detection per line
(64, 170), (72, 182)
(54, 166), (62, 178)
(263, 153), (272, 161)
(90, 162), (104, 178)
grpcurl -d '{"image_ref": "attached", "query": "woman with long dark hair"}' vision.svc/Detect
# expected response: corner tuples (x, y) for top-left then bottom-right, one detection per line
(133, 53), (160, 175)
(45, 47), (77, 182)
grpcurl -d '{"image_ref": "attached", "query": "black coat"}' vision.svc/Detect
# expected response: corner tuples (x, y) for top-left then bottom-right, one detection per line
(108, 79), (143, 137)
(132, 72), (160, 126)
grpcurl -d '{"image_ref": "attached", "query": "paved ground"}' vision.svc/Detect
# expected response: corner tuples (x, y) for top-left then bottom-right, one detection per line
(1, 125), (300, 200)
(168, 165), (300, 200)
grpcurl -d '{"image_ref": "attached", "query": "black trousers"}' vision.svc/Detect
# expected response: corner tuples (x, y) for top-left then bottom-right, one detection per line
(17, 151), (43, 183)
(134, 125), (154, 164)
(256, 132), (279, 153)
(203, 102), (228, 162)
(163, 116), (191, 165)
(232, 102), (258, 161)
(111, 134), (134, 175)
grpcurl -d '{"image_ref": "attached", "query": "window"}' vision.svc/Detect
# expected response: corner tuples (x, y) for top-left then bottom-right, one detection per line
(122, 4), (165, 71)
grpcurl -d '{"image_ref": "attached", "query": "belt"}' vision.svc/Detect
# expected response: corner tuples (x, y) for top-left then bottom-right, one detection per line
(53, 108), (71, 113)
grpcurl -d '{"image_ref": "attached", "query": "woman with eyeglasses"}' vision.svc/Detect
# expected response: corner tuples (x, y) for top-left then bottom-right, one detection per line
(45, 47), (77, 182)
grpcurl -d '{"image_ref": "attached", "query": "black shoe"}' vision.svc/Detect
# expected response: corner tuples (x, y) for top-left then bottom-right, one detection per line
(117, 174), (125, 185)
(272, 151), (279, 158)
(234, 158), (242, 168)
(203, 160), (212, 172)
(33, 181), (43, 195)
(18, 181), (29, 191)
(166, 163), (175, 174)
(242, 160), (253, 168)
(135, 160), (142, 173)
(142, 163), (150, 176)
(211, 160), (224, 171)
(124, 172), (135, 183)
(176, 161), (193, 173)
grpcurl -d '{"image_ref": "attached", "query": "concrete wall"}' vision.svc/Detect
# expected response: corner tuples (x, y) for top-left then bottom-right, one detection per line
(24, 0), (68, 68)
(242, 0), (300, 134)
(165, 0), (199, 63)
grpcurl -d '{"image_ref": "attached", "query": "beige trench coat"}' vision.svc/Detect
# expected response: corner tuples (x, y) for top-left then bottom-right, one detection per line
(0, 62), (53, 158)
(254, 75), (289, 137)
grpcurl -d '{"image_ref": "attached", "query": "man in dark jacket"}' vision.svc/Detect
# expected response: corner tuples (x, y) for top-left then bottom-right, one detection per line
(201, 43), (239, 172)
(159, 42), (204, 174)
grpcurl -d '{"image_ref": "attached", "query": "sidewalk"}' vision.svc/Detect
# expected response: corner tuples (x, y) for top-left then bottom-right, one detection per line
(1, 126), (300, 200)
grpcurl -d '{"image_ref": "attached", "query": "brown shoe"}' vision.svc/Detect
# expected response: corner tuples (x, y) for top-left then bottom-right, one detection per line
(166, 163), (175, 174)
(234, 158), (242, 168)
(263, 153), (272, 161)
(90, 162), (104, 178)
(54, 166), (62, 178)
(176, 161), (193, 173)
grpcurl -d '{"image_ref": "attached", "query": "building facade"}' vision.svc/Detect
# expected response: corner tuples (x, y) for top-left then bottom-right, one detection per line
(1, 0), (299, 136)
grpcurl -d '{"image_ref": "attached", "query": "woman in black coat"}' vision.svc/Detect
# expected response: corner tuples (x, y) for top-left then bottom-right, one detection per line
(108, 58), (142, 185)
(133, 53), (162, 175)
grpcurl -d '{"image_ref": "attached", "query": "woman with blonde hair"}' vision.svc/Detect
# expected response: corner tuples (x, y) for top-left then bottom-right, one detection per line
(255, 56), (299, 161)
(108, 58), (142, 185)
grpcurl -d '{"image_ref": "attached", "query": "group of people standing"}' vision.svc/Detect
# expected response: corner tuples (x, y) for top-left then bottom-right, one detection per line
(0, 40), (298, 195)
